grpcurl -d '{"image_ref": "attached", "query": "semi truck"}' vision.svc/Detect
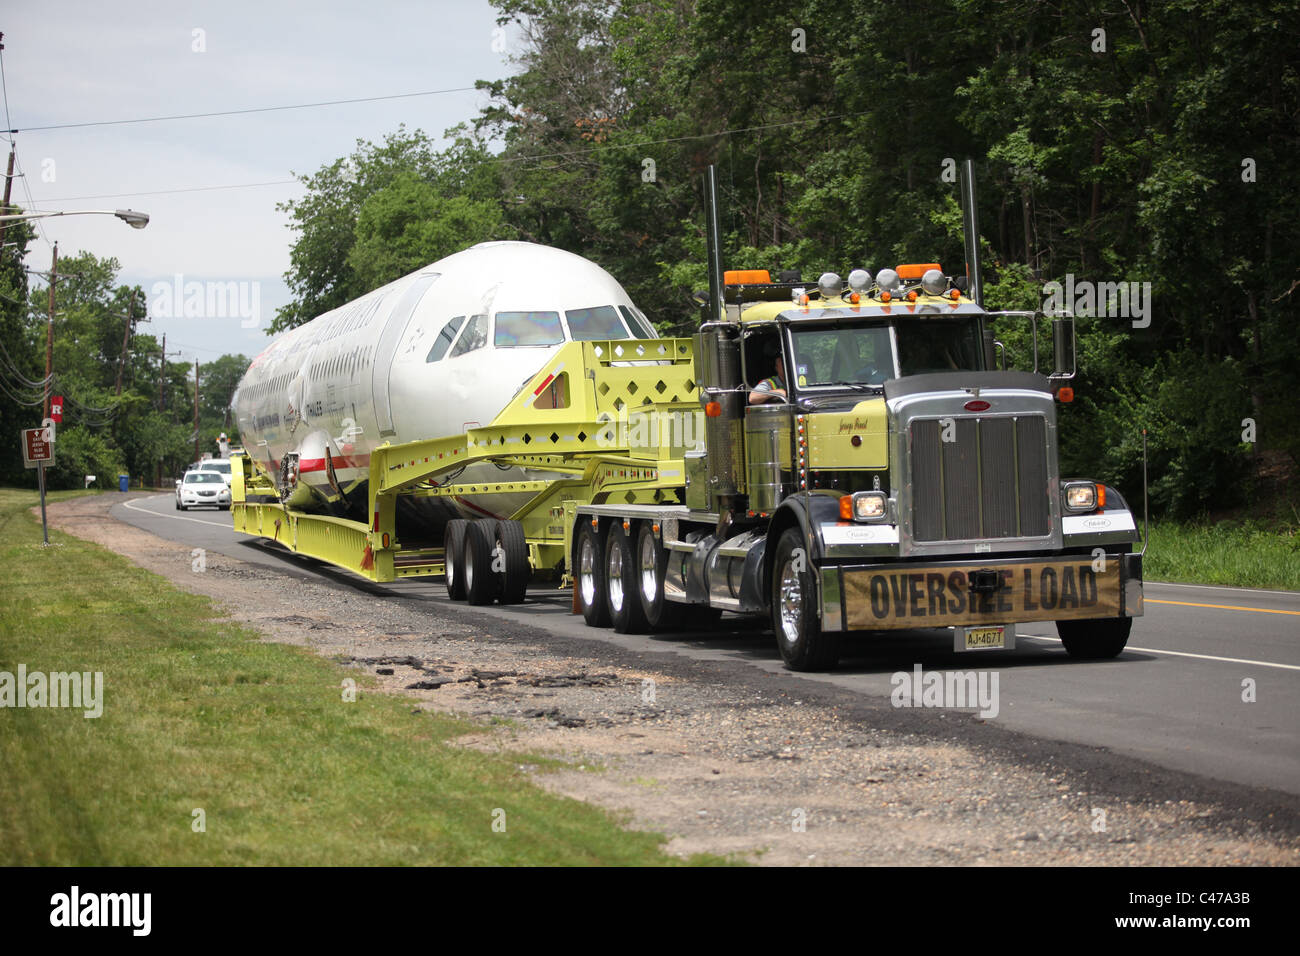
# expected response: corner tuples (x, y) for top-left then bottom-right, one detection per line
(231, 161), (1143, 670)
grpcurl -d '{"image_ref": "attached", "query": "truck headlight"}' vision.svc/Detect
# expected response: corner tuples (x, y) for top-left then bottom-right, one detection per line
(1064, 481), (1097, 511)
(840, 491), (888, 521)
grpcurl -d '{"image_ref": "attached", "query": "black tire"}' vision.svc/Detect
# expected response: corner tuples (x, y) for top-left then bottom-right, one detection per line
(771, 527), (840, 671)
(463, 521), (500, 606)
(444, 519), (468, 600)
(634, 522), (684, 631)
(1057, 617), (1132, 659)
(494, 519), (530, 605)
(606, 522), (649, 633)
(575, 520), (611, 627)
(175, 499), (180, 510)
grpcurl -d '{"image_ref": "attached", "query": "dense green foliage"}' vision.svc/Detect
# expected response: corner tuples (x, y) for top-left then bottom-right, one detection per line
(0, 238), (247, 488)
(272, 0), (1299, 520)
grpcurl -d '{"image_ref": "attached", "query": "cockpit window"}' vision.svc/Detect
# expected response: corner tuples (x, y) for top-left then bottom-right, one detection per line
(618, 305), (656, 338)
(449, 314), (488, 357)
(565, 305), (629, 341)
(427, 316), (465, 362)
(495, 311), (564, 346)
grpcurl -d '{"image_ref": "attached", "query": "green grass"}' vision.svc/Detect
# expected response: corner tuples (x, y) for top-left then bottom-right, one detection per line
(1144, 519), (1300, 591)
(0, 487), (723, 865)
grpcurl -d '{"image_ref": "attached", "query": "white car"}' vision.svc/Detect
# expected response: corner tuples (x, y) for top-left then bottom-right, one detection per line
(176, 470), (231, 510)
(198, 458), (233, 485)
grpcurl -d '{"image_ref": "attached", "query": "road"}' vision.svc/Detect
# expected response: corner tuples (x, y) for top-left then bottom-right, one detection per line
(116, 493), (1300, 797)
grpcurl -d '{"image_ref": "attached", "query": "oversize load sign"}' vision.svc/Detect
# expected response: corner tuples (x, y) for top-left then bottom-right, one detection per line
(843, 559), (1123, 629)
(21, 428), (54, 468)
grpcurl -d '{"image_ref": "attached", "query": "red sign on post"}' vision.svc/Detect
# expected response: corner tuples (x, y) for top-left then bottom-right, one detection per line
(22, 427), (55, 469)
(50, 396), (64, 423)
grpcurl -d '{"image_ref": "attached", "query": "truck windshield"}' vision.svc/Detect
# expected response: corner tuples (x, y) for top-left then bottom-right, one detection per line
(896, 319), (982, 375)
(788, 325), (893, 388)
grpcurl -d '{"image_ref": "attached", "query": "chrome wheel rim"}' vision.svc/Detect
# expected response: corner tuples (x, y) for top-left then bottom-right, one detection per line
(607, 542), (625, 612)
(579, 535), (597, 608)
(778, 559), (802, 645)
(446, 545), (457, 589)
(639, 534), (658, 604)
(464, 543), (474, 591)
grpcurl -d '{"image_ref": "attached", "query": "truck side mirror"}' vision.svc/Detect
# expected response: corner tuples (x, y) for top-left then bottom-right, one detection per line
(1051, 316), (1075, 379)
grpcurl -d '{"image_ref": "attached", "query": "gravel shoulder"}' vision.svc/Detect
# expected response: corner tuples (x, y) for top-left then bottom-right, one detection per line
(44, 494), (1300, 866)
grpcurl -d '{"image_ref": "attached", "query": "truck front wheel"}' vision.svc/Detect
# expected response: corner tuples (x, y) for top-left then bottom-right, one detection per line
(1057, 617), (1132, 659)
(771, 528), (841, 671)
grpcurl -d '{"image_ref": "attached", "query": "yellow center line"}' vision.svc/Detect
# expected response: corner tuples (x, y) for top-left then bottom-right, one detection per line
(1147, 598), (1300, 616)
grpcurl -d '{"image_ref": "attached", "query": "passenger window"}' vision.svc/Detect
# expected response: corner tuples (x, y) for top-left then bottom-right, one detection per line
(495, 311), (563, 346)
(427, 316), (465, 362)
(566, 305), (628, 341)
(449, 314), (488, 357)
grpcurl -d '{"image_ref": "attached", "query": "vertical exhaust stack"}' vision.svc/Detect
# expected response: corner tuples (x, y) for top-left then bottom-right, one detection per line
(703, 164), (725, 327)
(959, 158), (983, 308)
(694, 165), (744, 511)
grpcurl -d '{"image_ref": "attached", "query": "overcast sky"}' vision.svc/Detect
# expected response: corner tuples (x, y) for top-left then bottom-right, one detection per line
(3, 0), (517, 365)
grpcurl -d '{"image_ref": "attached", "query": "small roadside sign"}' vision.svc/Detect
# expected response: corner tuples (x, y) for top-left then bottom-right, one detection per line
(22, 427), (54, 468)
(50, 396), (64, 423)
(21, 426), (55, 546)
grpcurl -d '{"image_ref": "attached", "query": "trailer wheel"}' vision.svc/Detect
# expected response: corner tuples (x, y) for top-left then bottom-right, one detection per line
(771, 528), (841, 671)
(444, 519), (468, 600)
(606, 523), (649, 633)
(575, 520), (611, 627)
(1057, 617), (1131, 659)
(494, 519), (530, 605)
(464, 521), (500, 606)
(635, 522), (683, 631)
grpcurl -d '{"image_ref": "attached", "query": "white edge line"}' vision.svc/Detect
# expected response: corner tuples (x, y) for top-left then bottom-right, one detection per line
(122, 495), (233, 528)
(1150, 580), (1300, 597)
(1020, 634), (1300, 672)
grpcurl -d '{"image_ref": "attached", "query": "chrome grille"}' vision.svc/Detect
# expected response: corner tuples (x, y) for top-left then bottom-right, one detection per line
(911, 415), (1049, 541)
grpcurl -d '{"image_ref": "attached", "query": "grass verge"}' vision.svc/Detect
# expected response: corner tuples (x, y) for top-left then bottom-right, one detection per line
(1144, 519), (1300, 591)
(0, 488), (719, 865)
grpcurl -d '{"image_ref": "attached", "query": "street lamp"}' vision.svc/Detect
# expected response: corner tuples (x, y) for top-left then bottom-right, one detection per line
(0, 208), (150, 229)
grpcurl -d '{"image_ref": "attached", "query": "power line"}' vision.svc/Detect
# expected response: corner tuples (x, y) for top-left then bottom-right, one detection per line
(10, 85), (481, 134)
(28, 110), (872, 206)
(39, 179), (298, 203)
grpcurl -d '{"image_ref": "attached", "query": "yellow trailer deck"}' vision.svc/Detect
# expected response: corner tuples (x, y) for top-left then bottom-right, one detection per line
(230, 337), (702, 583)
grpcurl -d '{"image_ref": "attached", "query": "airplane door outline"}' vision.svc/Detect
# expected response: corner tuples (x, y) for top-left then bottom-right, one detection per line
(372, 272), (441, 436)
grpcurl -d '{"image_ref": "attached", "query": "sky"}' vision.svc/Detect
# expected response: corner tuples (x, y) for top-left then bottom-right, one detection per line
(2, 0), (519, 366)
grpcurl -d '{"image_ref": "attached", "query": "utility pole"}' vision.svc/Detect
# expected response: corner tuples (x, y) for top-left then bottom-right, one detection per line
(158, 333), (166, 411)
(0, 145), (15, 249)
(115, 289), (138, 396)
(43, 242), (58, 420)
(193, 358), (200, 462)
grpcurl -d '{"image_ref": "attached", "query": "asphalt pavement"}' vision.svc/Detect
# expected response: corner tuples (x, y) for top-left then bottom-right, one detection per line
(113, 492), (1300, 797)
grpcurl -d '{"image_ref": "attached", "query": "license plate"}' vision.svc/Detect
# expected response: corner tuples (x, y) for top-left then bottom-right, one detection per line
(956, 625), (1013, 652)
